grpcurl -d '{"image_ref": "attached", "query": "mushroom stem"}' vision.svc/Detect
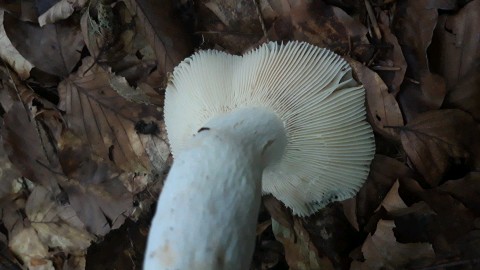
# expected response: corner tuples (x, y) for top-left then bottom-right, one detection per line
(144, 107), (287, 270)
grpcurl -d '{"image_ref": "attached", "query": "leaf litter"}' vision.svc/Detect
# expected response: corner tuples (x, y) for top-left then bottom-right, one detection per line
(0, 0), (479, 269)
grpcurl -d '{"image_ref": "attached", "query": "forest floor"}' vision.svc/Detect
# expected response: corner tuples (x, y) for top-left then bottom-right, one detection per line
(0, 0), (479, 269)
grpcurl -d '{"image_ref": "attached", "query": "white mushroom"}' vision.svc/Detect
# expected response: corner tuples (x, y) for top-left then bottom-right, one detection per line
(144, 41), (375, 270)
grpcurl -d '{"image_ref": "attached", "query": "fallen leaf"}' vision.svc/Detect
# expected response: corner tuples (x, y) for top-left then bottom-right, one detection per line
(38, 0), (88, 26)
(350, 219), (435, 269)
(392, 202), (436, 244)
(57, 57), (169, 175)
(399, 109), (480, 186)
(378, 180), (407, 213)
(354, 155), (412, 230)
(443, 63), (480, 121)
(0, 125), (22, 198)
(0, 11), (34, 79)
(429, 0), (480, 90)
(124, 0), (192, 75)
(393, 0), (450, 121)
(438, 172), (480, 216)
(273, 217), (334, 270)
(3, 12), (84, 77)
(57, 130), (134, 236)
(401, 177), (477, 255)
(289, 0), (371, 60)
(348, 59), (404, 140)
(9, 227), (53, 270)
(0, 232), (22, 269)
(375, 11), (407, 95)
(305, 204), (361, 269)
(25, 185), (94, 252)
(0, 0), (38, 22)
(2, 102), (63, 191)
(199, 0), (271, 53)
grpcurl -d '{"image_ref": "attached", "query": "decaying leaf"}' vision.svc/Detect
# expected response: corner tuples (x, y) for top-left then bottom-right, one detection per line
(351, 155), (412, 230)
(58, 57), (168, 175)
(2, 102), (63, 191)
(124, 0), (192, 75)
(9, 227), (53, 270)
(3, 12), (84, 77)
(438, 172), (480, 216)
(401, 177), (477, 255)
(375, 11), (407, 95)
(199, 0), (273, 53)
(57, 130), (135, 236)
(273, 218), (334, 270)
(394, 0), (450, 121)
(348, 59), (404, 140)
(0, 11), (34, 79)
(378, 180), (407, 213)
(289, 0), (371, 59)
(444, 62), (480, 121)
(399, 109), (480, 186)
(0, 0), (38, 22)
(430, 0), (480, 90)
(25, 185), (94, 252)
(350, 219), (435, 269)
(38, 0), (88, 26)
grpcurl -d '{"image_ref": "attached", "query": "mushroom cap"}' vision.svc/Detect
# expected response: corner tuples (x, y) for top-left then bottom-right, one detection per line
(165, 41), (375, 216)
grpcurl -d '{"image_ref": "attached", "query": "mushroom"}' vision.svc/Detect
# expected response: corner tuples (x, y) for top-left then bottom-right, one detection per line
(144, 41), (375, 269)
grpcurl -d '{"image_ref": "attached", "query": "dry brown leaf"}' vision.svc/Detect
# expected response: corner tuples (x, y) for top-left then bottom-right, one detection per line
(199, 0), (273, 53)
(399, 109), (480, 186)
(444, 64), (480, 121)
(289, 0), (371, 60)
(273, 218), (334, 270)
(57, 129), (135, 236)
(357, 155), (411, 220)
(430, 0), (480, 90)
(9, 227), (53, 270)
(25, 185), (94, 252)
(0, 11), (33, 79)
(305, 205), (361, 269)
(3, 12), (84, 77)
(109, 74), (154, 104)
(350, 219), (435, 269)
(124, 0), (192, 75)
(0, 127), (22, 199)
(438, 172), (480, 216)
(2, 102), (64, 191)
(0, 0), (38, 22)
(348, 59), (404, 140)
(393, 0), (450, 121)
(378, 180), (407, 213)
(376, 11), (407, 95)
(38, 0), (88, 26)
(401, 177), (477, 255)
(81, 1), (158, 83)
(58, 57), (169, 175)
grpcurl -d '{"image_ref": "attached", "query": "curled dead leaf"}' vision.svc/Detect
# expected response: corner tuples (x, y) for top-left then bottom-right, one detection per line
(0, 11), (33, 79)
(350, 219), (435, 269)
(3, 12), (84, 77)
(348, 59), (404, 140)
(38, 0), (88, 26)
(124, 0), (192, 74)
